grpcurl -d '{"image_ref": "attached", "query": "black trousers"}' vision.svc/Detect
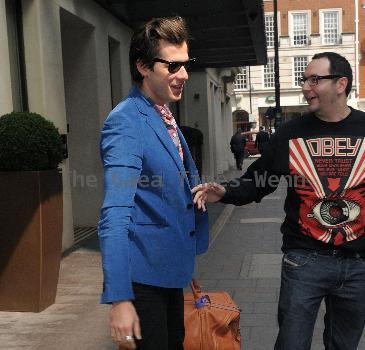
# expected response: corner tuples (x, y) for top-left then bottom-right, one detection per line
(132, 283), (184, 350)
(233, 152), (244, 170)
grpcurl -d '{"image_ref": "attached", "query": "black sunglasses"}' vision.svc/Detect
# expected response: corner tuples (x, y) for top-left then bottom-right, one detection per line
(152, 58), (196, 73)
(300, 74), (342, 86)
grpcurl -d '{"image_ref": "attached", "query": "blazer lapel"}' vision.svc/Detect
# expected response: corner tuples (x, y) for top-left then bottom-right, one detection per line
(131, 85), (191, 187)
(146, 111), (188, 179)
(177, 128), (200, 188)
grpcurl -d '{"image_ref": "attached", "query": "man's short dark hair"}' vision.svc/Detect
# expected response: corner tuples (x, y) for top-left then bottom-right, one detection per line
(129, 16), (189, 83)
(312, 52), (353, 96)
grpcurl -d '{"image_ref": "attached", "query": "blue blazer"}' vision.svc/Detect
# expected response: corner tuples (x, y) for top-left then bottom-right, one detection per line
(98, 85), (209, 303)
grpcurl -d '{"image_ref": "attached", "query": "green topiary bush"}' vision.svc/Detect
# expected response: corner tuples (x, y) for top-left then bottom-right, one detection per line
(0, 112), (64, 171)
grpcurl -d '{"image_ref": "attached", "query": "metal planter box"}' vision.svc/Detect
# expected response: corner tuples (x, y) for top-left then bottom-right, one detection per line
(0, 170), (63, 312)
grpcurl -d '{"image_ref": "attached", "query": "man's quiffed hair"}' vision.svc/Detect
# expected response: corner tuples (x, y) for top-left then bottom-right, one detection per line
(129, 16), (189, 83)
(312, 52), (353, 96)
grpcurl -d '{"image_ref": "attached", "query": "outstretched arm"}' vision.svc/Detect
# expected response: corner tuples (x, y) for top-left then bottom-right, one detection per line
(193, 131), (282, 210)
(192, 182), (226, 211)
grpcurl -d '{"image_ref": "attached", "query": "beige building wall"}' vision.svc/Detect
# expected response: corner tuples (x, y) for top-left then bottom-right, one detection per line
(182, 69), (236, 179)
(211, 69), (236, 175)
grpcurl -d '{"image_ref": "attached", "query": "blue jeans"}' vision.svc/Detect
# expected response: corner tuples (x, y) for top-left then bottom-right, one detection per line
(274, 249), (365, 350)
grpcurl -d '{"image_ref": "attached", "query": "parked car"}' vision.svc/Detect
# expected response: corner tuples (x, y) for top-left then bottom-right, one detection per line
(241, 131), (259, 156)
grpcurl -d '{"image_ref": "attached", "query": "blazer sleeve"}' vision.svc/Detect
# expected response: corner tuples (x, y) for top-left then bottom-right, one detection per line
(221, 133), (280, 205)
(98, 110), (143, 303)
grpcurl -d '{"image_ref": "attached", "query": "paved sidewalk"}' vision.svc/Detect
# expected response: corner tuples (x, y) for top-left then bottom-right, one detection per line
(0, 158), (364, 349)
(194, 159), (365, 350)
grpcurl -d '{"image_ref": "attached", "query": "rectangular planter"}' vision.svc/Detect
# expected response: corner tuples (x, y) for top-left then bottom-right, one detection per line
(0, 170), (63, 312)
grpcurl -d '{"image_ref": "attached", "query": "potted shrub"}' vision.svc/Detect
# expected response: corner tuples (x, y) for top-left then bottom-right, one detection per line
(0, 112), (64, 312)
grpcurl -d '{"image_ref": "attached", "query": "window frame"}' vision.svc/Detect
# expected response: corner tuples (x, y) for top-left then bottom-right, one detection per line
(289, 10), (311, 47)
(293, 56), (309, 88)
(264, 12), (280, 49)
(319, 8), (342, 45)
(234, 67), (248, 91)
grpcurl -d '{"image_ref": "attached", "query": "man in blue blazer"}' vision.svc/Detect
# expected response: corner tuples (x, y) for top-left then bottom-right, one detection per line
(98, 16), (209, 350)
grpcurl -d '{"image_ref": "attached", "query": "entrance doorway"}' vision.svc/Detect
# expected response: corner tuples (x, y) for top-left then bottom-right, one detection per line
(60, 9), (102, 243)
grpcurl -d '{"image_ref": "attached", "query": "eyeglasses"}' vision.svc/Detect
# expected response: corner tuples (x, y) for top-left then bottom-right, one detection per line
(152, 57), (196, 74)
(299, 75), (342, 86)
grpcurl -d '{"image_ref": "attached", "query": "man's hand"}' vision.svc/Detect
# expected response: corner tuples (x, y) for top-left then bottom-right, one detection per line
(192, 183), (226, 211)
(110, 301), (142, 350)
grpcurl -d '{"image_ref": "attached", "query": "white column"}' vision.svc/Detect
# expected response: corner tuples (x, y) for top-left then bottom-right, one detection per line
(22, 0), (74, 250)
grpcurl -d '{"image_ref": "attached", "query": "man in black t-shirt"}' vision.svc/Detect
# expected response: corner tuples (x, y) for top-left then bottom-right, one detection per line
(192, 52), (365, 350)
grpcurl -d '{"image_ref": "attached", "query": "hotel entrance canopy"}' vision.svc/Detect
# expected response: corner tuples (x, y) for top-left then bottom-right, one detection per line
(95, 0), (267, 68)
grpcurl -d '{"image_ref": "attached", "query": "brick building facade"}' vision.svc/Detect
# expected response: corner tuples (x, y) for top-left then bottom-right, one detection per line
(233, 0), (362, 132)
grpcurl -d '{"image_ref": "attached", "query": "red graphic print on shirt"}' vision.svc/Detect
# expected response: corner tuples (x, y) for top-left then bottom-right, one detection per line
(289, 137), (365, 245)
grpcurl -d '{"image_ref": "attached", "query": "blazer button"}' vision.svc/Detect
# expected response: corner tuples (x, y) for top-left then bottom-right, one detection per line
(189, 230), (195, 236)
(187, 203), (193, 209)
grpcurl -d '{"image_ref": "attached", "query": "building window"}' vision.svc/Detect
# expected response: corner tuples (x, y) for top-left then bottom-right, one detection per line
(320, 10), (341, 45)
(263, 57), (275, 89)
(291, 12), (309, 46)
(265, 13), (274, 48)
(293, 56), (308, 87)
(234, 68), (247, 90)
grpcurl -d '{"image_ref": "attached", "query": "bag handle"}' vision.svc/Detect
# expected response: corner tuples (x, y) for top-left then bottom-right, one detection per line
(190, 278), (202, 299)
(190, 279), (211, 309)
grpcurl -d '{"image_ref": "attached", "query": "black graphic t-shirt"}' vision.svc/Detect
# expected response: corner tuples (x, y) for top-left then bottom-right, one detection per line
(221, 108), (365, 254)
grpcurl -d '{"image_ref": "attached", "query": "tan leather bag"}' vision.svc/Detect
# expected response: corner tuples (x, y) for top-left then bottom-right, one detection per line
(184, 279), (241, 350)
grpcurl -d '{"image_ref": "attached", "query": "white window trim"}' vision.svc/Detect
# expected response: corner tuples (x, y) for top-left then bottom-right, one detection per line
(262, 57), (275, 90)
(234, 69), (248, 91)
(265, 12), (280, 49)
(292, 56), (309, 88)
(288, 10), (311, 47)
(319, 8), (342, 45)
